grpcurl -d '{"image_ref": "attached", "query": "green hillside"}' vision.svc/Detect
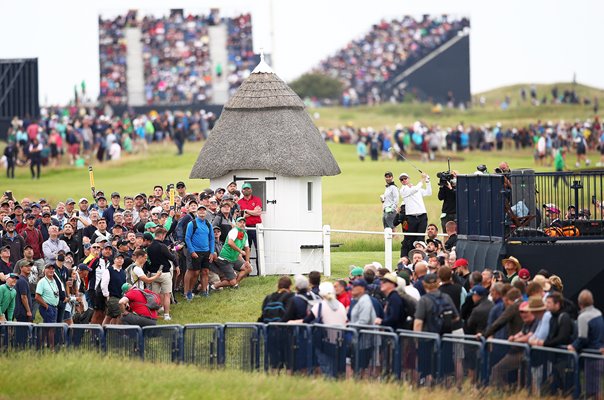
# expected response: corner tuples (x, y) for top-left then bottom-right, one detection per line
(475, 82), (604, 106)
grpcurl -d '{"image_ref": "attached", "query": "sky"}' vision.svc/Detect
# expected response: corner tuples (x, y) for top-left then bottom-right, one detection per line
(1, 0), (602, 104)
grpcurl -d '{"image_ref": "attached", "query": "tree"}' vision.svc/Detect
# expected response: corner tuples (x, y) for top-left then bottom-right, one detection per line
(289, 73), (343, 100)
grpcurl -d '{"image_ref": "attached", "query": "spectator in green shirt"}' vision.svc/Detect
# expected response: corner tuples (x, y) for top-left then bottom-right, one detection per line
(0, 273), (19, 321)
(554, 148), (568, 188)
(211, 217), (252, 290)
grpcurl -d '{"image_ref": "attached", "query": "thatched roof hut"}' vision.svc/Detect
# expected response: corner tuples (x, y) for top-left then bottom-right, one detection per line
(189, 58), (341, 179)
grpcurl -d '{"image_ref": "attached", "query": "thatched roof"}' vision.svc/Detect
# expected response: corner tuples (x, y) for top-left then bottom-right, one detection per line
(189, 61), (341, 179)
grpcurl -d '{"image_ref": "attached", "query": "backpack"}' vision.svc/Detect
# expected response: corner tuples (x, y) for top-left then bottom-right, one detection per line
(125, 263), (140, 286)
(189, 218), (212, 236)
(426, 292), (455, 334)
(131, 287), (162, 311)
(295, 291), (321, 315)
(400, 292), (417, 330)
(260, 291), (292, 323)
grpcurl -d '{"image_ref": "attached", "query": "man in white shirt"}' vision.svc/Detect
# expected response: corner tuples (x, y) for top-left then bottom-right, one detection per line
(399, 172), (432, 257)
(382, 171), (399, 229)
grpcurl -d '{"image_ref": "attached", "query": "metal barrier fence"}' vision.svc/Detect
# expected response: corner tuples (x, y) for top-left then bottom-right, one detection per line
(68, 324), (104, 352)
(356, 329), (400, 379)
(579, 351), (604, 400)
(182, 324), (223, 368)
(485, 339), (531, 391)
(311, 324), (356, 378)
(2, 321), (603, 398)
(397, 330), (441, 386)
(143, 325), (183, 363)
(223, 323), (265, 371)
(530, 345), (579, 398)
(105, 325), (143, 359)
(33, 323), (68, 351)
(266, 323), (312, 374)
(440, 334), (485, 388)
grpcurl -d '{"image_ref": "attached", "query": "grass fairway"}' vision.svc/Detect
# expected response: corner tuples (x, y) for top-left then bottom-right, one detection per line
(0, 352), (503, 400)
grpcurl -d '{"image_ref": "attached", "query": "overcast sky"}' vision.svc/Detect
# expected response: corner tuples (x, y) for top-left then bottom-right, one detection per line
(1, 0), (602, 104)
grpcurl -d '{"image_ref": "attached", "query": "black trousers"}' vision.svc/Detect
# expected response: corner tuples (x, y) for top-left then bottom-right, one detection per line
(247, 227), (260, 274)
(401, 214), (428, 257)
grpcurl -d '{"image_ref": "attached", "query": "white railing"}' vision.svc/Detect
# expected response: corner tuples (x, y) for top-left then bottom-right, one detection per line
(254, 224), (447, 276)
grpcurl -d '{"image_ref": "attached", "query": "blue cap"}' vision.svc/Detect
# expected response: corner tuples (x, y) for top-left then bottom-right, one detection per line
(78, 263), (92, 272)
(469, 285), (488, 297)
(351, 279), (367, 289)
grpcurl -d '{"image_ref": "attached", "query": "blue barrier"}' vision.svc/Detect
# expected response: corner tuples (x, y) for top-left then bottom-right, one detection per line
(530, 346), (579, 398)
(485, 339), (530, 391)
(311, 324), (357, 378)
(68, 324), (104, 352)
(440, 335), (485, 388)
(143, 325), (184, 363)
(578, 350), (604, 400)
(105, 325), (143, 359)
(182, 324), (223, 368)
(223, 323), (266, 371)
(33, 323), (68, 351)
(355, 329), (400, 380)
(397, 330), (440, 386)
(348, 324), (394, 333)
(0, 322), (33, 351)
(265, 323), (312, 374)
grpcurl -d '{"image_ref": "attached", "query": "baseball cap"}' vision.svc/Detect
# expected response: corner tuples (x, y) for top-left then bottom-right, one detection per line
(7, 273), (19, 280)
(350, 266), (364, 277)
(384, 171), (393, 177)
(42, 212), (51, 217)
(215, 187), (225, 193)
(197, 204), (207, 210)
(26, 214), (36, 219)
(144, 221), (158, 229)
(111, 192), (120, 198)
(78, 263), (92, 272)
(518, 268), (531, 280)
(117, 239), (129, 247)
(423, 273), (438, 284)
(2, 216), (12, 224)
(241, 183), (252, 190)
(236, 217), (246, 223)
(135, 193), (146, 199)
(44, 264), (55, 269)
(176, 181), (186, 188)
(399, 172), (409, 179)
(23, 244), (33, 250)
(469, 285), (488, 296)
(413, 240), (427, 249)
(95, 236), (108, 243)
(143, 232), (154, 241)
(1, 245), (10, 251)
(78, 197), (88, 204)
(352, 279), (368, 289)
(103, 242), (113, 249)
(66, 198), (76, 205)
(452, 258), (468, 269)
(121, 283), (131, 295)
(213, 226), (221, 232)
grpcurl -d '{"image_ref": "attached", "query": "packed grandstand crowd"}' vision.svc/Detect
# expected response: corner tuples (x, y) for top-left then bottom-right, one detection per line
(313, 15), (470, 105)
(98, 9), (254, 105)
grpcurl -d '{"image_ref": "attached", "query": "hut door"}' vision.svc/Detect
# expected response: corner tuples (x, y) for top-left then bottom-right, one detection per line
(263, 175), (277, 225)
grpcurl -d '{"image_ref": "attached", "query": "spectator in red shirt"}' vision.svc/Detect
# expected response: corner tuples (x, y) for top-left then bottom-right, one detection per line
(21, 214), (44, 261)
(334, 279), (351, 310)
(119, 283), (159, 327)
(237, 183), (262, 270)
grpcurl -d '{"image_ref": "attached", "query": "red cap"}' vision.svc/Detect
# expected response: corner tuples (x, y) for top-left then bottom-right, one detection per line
(452, 258), (468, 269)
(518, 268), (530, 280)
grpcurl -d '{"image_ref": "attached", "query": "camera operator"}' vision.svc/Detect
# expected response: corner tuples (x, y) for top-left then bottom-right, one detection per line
(381, 171), (399, 229)
(399, 172), (432, 258)
(437, 171), (457, 231)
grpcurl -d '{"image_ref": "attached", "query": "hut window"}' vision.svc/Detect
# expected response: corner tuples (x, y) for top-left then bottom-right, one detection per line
(246, 181), (266, 211)
(307, 182), (313, 211)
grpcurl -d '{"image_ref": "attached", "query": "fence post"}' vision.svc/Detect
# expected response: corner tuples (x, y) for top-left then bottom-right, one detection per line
(384, 227), (393, 271)
(323, 225), (331, 276)
(256, 223), (265, 276)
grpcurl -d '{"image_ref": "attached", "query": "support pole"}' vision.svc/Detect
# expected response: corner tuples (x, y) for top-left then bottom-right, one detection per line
(322, 225), (331, 277)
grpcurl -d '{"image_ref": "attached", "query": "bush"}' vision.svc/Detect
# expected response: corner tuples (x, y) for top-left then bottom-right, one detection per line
(290, 73), (344, 100)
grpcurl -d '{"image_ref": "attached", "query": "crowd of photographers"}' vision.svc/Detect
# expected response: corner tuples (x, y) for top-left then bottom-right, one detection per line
(0, 181), (261, 325)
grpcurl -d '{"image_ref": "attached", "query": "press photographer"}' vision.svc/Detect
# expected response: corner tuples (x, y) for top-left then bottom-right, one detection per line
(437, 169), (457, 231)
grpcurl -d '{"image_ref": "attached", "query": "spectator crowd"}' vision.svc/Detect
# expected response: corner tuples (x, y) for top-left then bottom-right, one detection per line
(0, 181), (263, 325)
(98, 10), (255, 105)
(2, 106), (217, 178)
(322, 117), (604, 168)
(314, 15), (470, 106)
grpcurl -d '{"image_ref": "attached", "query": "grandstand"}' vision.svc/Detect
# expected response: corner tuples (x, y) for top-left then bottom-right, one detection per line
(98, 9), (255, 106)
(313, 15), (471, 106)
